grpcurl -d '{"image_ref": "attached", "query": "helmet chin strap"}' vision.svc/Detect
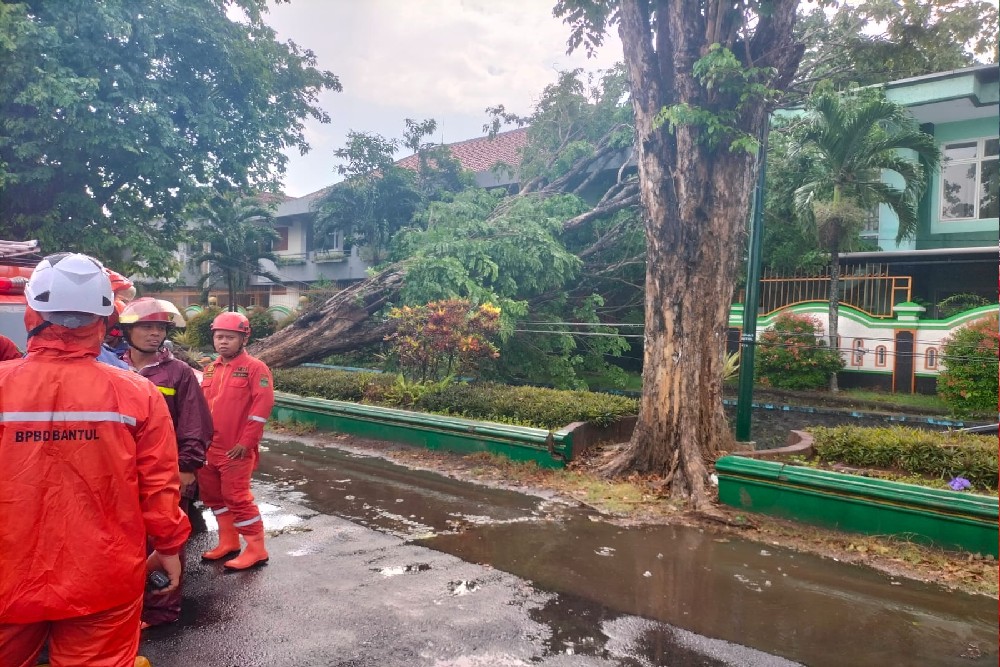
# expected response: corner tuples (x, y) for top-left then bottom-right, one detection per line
(122, 326), (163, 354)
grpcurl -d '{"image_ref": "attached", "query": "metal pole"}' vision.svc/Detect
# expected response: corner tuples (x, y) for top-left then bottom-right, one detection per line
(735, 126), (769, 442)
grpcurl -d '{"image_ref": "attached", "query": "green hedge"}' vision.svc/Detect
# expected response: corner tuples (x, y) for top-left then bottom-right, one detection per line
(809, 425), (998, 491)
(273, 368), (638, 430)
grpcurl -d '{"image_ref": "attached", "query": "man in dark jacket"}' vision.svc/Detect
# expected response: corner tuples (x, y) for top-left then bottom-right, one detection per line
(120, 297), (213, 628)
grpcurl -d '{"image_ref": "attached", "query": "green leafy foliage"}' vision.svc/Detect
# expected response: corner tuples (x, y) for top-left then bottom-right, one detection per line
(655, 45), (778, 154)
(936, 293), (993, 319)
(755, 313), (845, 389)
(274, 368), (390, 403)
(246, 307), (277, 345)
(416, 382), (637, 429)
(183, 306), (222, 350)
(272, 368), (638, 430)
(314, 119), (474, 264)
(793, 85), (939, 246)
(796, 0), (998, 90)
(384, 299), (501, 382)
(395, 189), (586, 309)
(810, 425), (998, 491)
(938, 314), (999, 418)
(0, 0), (339, 272)
(365, 374), (455, 408)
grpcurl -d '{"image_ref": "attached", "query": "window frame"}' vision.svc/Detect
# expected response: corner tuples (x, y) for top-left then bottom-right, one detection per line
(874, 345), (887, 367)
(938, 136), (1000, 222)
(273, 226), (290, 252)
(925, 347), (939, 370)
(851, 339), (865, 366)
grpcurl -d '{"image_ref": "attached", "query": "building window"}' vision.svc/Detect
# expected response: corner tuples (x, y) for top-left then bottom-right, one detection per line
(925, 347), (939, 370)
(940, 137), (999, 221)
(273, 227), (289, 252)
(851, 339), (865, 366)
(874, 345), (886, 367)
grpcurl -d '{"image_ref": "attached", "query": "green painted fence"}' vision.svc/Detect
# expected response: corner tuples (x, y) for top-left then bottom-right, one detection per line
(716, 455), (999, 556)
(271, 392), (573, 468)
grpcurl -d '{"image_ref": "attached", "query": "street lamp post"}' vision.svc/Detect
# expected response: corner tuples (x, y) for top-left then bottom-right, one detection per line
(735, 129), (769, 442)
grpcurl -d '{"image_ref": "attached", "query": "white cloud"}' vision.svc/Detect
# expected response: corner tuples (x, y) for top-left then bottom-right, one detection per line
(263, 0), (622, 196)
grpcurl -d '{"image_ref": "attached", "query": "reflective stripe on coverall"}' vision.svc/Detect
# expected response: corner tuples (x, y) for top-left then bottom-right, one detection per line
(0, 309), (190, 666)
(198, 349), (274, 535)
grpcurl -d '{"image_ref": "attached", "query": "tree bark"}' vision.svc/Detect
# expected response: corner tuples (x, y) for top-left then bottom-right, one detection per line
(248, 266), (406, 367)
(602, 0), (801, 510)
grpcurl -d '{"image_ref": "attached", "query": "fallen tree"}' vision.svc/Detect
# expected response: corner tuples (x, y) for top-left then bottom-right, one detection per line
(252, 70), (642, 370)
(249, 266), (405, 367)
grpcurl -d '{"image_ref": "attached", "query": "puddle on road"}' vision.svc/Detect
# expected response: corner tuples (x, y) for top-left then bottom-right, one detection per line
(257, 437), (997, 667)
(419, 516), (996, 667)
(256, 439), (559, 539)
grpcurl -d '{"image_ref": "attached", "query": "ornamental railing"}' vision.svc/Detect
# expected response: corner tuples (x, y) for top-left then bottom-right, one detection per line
(736, 264), (912, 319)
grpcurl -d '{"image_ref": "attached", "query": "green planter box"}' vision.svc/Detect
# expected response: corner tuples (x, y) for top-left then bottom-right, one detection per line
(271, 391), (573, 468)
(716, 455), (999, 556)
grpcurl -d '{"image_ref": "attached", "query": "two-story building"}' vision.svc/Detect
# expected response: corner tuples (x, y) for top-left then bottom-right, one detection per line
(732, 64), (999, 393)
(153, 128), (528, 318)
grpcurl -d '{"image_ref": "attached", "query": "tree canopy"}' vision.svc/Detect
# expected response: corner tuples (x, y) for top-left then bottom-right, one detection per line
(0, 0), (339, 272)
(314, 119), (474, 263)
(795, 0), (998, 91)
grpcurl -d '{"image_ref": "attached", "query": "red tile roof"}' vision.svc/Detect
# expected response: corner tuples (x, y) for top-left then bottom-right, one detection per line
(395, 127), (528, 174)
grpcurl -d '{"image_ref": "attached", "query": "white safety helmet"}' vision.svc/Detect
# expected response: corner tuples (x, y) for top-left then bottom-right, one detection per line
(26, 253), (115, 327)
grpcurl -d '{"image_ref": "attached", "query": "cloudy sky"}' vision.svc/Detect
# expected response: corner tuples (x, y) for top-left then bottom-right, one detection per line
(263, 0), (624, 197)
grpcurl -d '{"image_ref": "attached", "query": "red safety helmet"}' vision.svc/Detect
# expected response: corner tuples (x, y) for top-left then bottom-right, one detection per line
(211, 311), (251, 336)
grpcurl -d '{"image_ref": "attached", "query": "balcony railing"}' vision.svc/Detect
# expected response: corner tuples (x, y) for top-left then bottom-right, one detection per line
(737, 264), (912, 319)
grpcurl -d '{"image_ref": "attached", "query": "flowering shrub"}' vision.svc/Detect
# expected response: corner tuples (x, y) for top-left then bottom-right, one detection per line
(938, 313), (999, 418)
(384, 299), (501, 382)
(755, 312), (844, 390)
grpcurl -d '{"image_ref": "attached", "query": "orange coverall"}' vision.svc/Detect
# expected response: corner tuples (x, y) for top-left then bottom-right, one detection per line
(198, 349), (274, 535)
(0, 310), (190, 666)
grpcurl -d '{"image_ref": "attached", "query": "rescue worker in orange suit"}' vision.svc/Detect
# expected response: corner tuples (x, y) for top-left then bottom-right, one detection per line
(198, 311), (275, 570)
(0, 253), (190, 667)
(120, 298), (213, 629)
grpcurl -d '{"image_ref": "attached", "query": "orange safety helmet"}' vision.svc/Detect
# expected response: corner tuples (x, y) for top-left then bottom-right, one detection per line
(120, 297), (186, 328)
(104, 268), (136, 302)
(211, 311), (251, 336)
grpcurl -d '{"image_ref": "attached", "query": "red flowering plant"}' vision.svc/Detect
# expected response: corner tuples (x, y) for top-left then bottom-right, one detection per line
(938, 313), (999, 418)
(384, 299), (501, 384)
(755, 312), (844, 390)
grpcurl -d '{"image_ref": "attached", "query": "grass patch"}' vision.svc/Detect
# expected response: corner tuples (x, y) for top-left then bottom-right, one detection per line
(838, 389), (949, 414)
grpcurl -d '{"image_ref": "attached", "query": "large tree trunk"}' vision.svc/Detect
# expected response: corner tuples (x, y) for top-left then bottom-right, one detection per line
(249, 266), (406, 367)
(603, 0), (801, 510)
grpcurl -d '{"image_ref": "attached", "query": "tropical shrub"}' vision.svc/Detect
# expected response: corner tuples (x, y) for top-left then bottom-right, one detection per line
(384, 299), (501, 382)
(183, 306), (223, 349)
(272, 367), (638, 429)
(937, 314), (999, 418)
(247, 307), (277, 344)
(810, 425), (997, 491)
(755, 312), (844, 390)
(936, 293), (992, 319)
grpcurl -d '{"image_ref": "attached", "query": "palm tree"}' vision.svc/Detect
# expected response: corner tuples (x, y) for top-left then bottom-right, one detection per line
(191, 192), (283, 311)
(793, 86), (939, 391)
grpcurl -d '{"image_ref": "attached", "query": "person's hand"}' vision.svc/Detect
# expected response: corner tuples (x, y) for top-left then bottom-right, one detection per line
(146, 551), (182, 595)
(178, 471), (196, 494)
(226, 444), (248, 460)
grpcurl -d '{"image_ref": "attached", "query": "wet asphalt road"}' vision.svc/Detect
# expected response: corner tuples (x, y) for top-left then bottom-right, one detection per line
(140, 434), (996, 667)
(140, 437), (798, 667)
